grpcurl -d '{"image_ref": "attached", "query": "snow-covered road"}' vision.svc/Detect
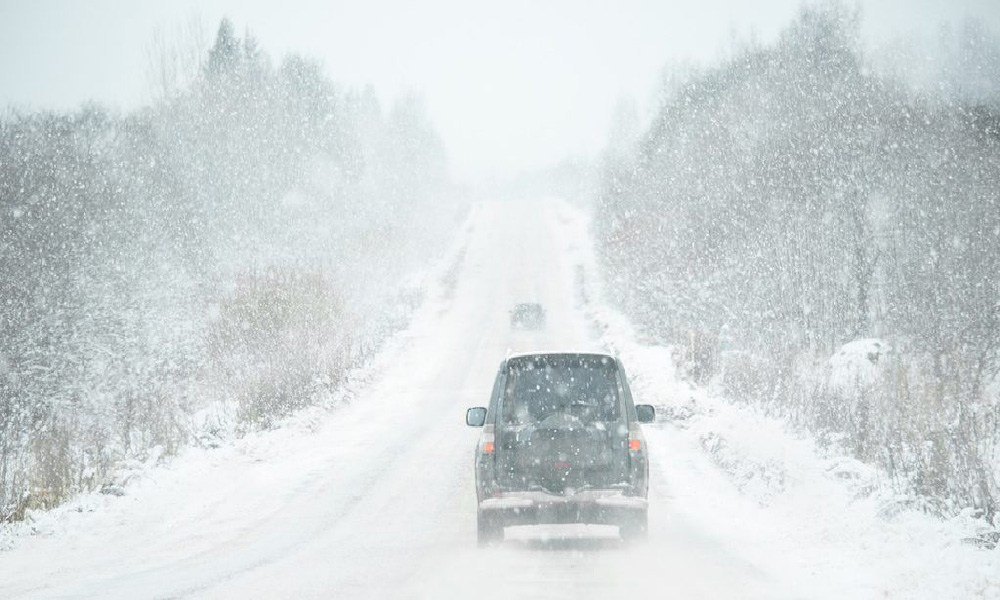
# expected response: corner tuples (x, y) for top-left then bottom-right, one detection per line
(0, 198), (789, 599)
(12, 197), (993, 599)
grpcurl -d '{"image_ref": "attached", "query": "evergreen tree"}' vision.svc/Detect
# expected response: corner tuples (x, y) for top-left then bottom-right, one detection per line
(206, 18), (240, 79)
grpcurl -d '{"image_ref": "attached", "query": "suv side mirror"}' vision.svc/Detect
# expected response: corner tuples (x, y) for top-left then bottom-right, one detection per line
(636, 404), (655, 424)
(466, 407), (487, 427)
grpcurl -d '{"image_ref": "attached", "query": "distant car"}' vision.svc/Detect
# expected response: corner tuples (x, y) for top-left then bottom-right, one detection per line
(509, 303), (546, 330)
(465, 352), (655, 545)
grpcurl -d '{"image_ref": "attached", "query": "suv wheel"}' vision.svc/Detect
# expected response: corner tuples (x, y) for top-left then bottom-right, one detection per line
(477, 510), (503, 546)
(619, 510), (648, 543)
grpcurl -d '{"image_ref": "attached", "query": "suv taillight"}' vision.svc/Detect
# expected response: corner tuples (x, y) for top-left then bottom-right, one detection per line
(480, 425), (495, 454)
(627, 423), (644, 452)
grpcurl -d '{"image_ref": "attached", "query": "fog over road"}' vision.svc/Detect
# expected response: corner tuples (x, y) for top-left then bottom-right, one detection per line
(0, 198), (794, 599)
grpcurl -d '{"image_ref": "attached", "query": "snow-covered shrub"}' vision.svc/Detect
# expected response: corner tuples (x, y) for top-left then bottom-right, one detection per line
(718, 350), (784, 408)
(208, 268), (348, 428)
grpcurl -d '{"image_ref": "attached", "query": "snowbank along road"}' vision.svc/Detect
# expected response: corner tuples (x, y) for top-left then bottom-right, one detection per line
(2, 197), (836, 599)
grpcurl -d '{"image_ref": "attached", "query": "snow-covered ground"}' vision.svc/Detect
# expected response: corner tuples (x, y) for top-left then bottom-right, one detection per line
(1, 197), (997, 599)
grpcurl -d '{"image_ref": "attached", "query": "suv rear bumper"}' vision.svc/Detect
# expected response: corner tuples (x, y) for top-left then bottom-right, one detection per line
(479, 490), (647, 526)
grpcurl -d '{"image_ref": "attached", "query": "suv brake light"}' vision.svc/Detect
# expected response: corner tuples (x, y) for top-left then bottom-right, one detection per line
(481, 428), (495, 454)
(628, 423), (643, 452)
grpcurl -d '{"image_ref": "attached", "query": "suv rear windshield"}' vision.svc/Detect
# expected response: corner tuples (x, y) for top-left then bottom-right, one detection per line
(501, 355), (620, 425)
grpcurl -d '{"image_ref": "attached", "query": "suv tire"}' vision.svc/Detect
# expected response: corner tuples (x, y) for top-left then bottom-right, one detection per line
(477, 510), (503, 546)
(619, 509), (648, 543)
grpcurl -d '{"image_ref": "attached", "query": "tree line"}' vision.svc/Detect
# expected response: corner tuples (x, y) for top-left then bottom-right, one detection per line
(597, 3), (1000, 521)
(0, 19), (458, 522)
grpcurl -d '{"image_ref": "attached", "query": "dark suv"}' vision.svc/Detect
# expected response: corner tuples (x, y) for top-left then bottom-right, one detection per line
(465, 352), (655, 545)
(509, 303), (546, 330)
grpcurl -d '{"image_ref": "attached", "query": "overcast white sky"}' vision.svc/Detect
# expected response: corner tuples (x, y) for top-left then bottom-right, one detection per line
(1, 0), (998, 181)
